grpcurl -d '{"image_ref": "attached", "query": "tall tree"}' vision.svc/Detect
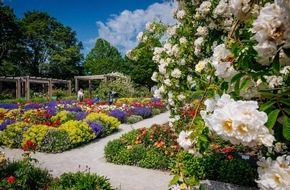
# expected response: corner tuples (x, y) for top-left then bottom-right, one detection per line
(84, 38), (124, 75)
(20, 11), (83, 79)
(125, 42), (158, 89)
(0, 2), (24, 76)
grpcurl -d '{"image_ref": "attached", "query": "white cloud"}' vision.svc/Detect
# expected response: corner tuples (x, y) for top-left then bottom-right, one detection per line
(84, 1), (177, 56)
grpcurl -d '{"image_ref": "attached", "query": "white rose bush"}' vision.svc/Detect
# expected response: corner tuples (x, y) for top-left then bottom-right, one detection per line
(127, 0), (290, 189)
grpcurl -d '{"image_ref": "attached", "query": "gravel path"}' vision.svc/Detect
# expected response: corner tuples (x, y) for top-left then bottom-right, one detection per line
(2, 111), (257, 190)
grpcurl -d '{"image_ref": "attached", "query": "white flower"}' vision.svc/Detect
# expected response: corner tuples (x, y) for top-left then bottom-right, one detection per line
(177, 131), (192, 150)
(164, 79), (172, 86)
(177, 94), (186, 101)
(280, 66), (290, 75)
(203, 94), (274, 147)
(265, 75), (283, 89)
(167, 25), (178, 36)
(158, 64), (167, 75)
(179, 36), (187, 44)
(198, 1), (212, 16)
(151, 72), (158, 82)
(171, 68), (182, 78)
(176, 9), (186, 20)
(195, 60), (207, 72)
(194, 37), (204, 48)
(196, 26), (208, 36)
(230, 0), (252, 20)
(137, 32), (143, 42)
(187, 75), (193, 83)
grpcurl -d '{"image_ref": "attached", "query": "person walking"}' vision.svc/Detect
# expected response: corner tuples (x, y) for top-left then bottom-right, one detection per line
(77, 88), (84, 102)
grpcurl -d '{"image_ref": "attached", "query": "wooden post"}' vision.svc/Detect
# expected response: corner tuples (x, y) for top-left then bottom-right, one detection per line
(48, 78), (52, 99)
(16, 79), (21, 98)
(89, 80), (92, 98)
(75, 77), (78, 94)
(67, 81), (71, 96)
(25, 76), (30, 100)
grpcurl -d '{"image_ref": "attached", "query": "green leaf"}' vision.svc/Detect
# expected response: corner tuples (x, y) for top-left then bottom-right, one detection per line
(198, 135), (208, 142)
(234, 78), (240, 94)
(259, 101), (275, 112)
(169, 175), (180, 187)
(240, 78), (250, 90)
(199, 184), (206, 190)
(272, 52), (280, 72)
(279, 99), (290, 106)
(184, 176), (199, 186)
(283, 108), (290, 116)
(220, 81), (229, 92)
(266, 109), (280, 129)
(283, 116), (290, 140)
(230, 73), (244, 84)
(259, 91), (276, 98)
(283, 48), (290, 58)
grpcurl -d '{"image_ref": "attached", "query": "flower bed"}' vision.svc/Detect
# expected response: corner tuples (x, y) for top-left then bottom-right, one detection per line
(0, 98), (167, 153)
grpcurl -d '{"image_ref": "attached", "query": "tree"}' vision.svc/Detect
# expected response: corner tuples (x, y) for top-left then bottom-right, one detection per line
(20, 11), (83, 79)
(125, 42), (158, 89)
(0, 2), (24, 76)
(84, 38), (124, 75)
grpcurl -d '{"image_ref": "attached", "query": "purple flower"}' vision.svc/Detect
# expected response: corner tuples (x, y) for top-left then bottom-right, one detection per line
(64, 106), (82, 112)
(47, 106), (58, 116)
(44, 101), (58, 107)
(108, 109), (127, 123)
(23, 103), (43, 111)
(76, 112), (88, 121)
(87, 121), (103, 137)
(0, 103), (19, 110)
(130, 106), (152, 119)
(0, 119), (16, 131)
(59, 100), (76, 105)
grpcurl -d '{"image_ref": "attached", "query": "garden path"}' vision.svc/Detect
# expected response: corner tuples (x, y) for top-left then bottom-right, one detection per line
(3, 111), (257, 190)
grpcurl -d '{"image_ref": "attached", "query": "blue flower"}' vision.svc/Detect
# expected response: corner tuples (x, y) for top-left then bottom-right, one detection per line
(87, 121), (103, 137)
(0, 119), (16, 131)
(108, 109), (127, 123)
(0, 103), (19, 110)
(23, 103), (43, 111)
(130, 106), (152, 119)
(75, 112), (88, 121)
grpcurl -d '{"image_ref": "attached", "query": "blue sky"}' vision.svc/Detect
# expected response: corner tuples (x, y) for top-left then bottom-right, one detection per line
(3, 0), (177, 56)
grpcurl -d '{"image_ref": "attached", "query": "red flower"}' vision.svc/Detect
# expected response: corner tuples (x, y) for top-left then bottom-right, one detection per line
(223, 146), (233, 153)
(227, 154), (233, 160)
(22, 140), (36, 151)
(7, 175), (15, 184)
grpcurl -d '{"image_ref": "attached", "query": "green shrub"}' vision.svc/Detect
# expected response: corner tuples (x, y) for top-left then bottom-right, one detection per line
(0, 157), (52, 190)
(179, 151), (205, 180)
(126, 115), (143, 124)
(137, 149), (169, 169)
(152, 108), (161, 116)
(217, 157), (258, 186)
(97, 72), (135, 99)
(40, 129), (72, 153)
(50, 171), (114, 190)
(104, 139), (126, 164)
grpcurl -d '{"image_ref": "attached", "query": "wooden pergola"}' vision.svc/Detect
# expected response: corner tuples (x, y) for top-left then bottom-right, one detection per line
(0, 76), (71, 100)
(74, 74), (120, 98)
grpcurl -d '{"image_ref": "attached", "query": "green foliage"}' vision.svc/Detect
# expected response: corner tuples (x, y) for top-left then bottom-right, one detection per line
(84, 38), (124, 75)
(126, 115), (143, 124)
(179, 151), (205, 180)
(50, 171), (114, 190)
(104, 124), (179, 170)
(20, 11), (83, 78)
(40, 129), (72, 153)
(0, 155), (52, 190)
(217, 157), (258, 186)
(97, 73), (135, 99)
(137, 149), (169, 169)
